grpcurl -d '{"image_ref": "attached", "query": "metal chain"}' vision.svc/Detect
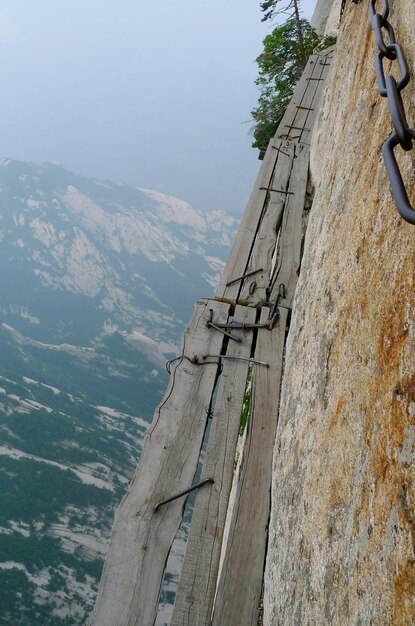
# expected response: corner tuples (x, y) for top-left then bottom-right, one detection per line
(370, 0), (415, 224)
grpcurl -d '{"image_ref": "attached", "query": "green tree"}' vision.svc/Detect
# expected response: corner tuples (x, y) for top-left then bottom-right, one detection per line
(250, 19), (321, 149)
(260, 0), (304, 44)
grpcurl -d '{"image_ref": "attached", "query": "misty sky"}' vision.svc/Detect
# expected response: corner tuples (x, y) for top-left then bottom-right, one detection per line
(0, 0), (317, 214)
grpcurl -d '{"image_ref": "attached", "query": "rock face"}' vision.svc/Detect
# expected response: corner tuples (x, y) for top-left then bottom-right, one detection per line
(310, 0), (338, 34)
(264, 2), (415, 625)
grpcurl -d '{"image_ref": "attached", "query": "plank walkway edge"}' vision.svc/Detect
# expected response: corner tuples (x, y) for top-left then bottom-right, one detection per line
(212, 307), (289, 626)
(88, 299), (230, 626)
(171, 305), (257, 626)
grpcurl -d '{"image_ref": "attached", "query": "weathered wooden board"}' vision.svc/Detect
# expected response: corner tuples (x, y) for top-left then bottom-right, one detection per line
(211, 307), (288, 626)
(275, 54), (318, 143)
(293, 57), (326, 144)
(270, 143), (309, 308)
(171, 305), (257, 626)
(214, 138), (281, 305)
(238, 141), (295, 306)
(300, 46), (335, 144)
(88, 299), (229, 626)
(214, 47), (334, 309)
(275, 46), (334, 145)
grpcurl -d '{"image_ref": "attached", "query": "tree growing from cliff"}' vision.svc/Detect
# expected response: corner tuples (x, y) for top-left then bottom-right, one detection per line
(260, 0), (305, 45)
(251, 18), (321, 149)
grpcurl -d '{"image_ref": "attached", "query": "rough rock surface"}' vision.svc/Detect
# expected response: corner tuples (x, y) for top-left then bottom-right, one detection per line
(264, 2), (415, 625)
(310, 0), (337, 34)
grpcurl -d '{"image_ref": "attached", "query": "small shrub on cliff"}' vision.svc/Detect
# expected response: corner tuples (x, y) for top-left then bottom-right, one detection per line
(251, 19), (336, 150)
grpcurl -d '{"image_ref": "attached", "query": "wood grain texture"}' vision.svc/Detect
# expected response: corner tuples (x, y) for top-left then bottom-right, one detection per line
(211, 307), (288, 626)
(171, 305), (257, 626)
(238, 141), (295, 306)
(88, 44), (335, 626)
(270, 143), (309, 308)
(214, 138), (280, 305)
(88, 299), (229, 626)
(300, 48), (335, 145)
(275, 54), (317, 143)
(275, 46), (335, 146)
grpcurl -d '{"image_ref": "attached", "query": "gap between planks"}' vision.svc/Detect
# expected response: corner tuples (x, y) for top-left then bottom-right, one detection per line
(211, 307), (288, 626)
(171, 304), (257, 626)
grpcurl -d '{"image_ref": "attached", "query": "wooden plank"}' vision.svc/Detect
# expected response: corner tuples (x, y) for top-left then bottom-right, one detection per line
(300, 48), (335, 145)
(275, 46), (335, 145)
(274, 54), (318, 143)
(214, 138), (280, 305)
(171, 304), (257, 626)
(284, 54), (325, 143)
(88, 299), (230, 626)
(212, 307), (288, 626)
(216, 46), (334, 307)
(295, 55), (327, 144)
(238, 141), (295, 306)
(269, 142), (309, 308)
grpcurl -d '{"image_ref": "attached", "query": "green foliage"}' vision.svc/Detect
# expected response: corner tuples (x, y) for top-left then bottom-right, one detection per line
(0, 552), (101, 626)
(0, 568), (37, 625)
(251, 19), (331, 149)
(260, 0), (301, 24)
(0, 457), (113, 524)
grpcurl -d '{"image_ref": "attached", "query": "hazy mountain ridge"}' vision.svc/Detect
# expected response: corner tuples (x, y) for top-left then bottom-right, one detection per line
(0, 158), (238, 346)
(0, 159), (238, 625)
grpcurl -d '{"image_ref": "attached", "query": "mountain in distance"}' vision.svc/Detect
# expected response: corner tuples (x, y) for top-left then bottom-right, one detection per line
(0, 158), (239, 625)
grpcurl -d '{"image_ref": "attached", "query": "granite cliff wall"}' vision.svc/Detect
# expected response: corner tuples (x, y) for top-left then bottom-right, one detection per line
(264, 1), (415, 624)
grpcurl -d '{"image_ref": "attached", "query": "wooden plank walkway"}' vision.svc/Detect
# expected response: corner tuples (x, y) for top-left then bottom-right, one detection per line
(171, 305), (257, 626)
(214, 137), (287, 305)
(269, 142), (309, 308)
(275, 47), (335, 146)
(214, 50), (333, 312)
(90, 45), (335, 626)
(212, 307), (288, 626)
(89, 299), (229, 626)
(214, 141), (309, 311)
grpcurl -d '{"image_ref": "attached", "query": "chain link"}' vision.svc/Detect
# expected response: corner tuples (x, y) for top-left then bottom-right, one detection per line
(370, 0), (415, 224)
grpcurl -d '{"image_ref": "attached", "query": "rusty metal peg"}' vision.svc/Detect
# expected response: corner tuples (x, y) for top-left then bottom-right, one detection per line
(154, 477), (215, 513)
(206, 309), (241, 343)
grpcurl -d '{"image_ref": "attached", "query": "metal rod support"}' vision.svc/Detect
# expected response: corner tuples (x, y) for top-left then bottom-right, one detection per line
(271, 145), (291, 157)
(209, 321), (269, 331)
(284, 125), (311, 131)
(154, 478), (215, 512)
(226, 268), (263, 287)
(259, 186), (295, 195)
(202, 355), (269, 368)
(207, 322), (241, 342)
